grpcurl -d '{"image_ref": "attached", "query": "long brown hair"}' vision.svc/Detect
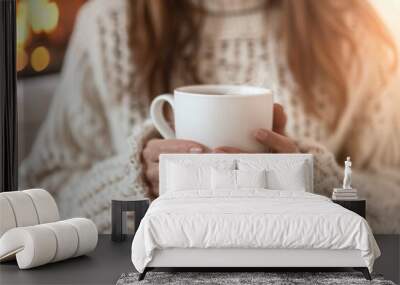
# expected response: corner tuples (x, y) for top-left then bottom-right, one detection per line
(130, 0), (397, 127)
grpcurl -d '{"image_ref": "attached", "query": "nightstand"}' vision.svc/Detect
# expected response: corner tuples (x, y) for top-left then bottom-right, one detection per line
(332, 199), (366, 218)
(111, 198), (150, 242)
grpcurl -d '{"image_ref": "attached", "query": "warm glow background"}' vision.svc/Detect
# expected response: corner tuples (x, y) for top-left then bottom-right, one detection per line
(16, 0), (86, 76)
(16, 0), (400, 77)
(371, 0), (400, 48)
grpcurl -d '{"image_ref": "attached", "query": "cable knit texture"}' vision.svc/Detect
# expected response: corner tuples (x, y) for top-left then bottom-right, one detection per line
(20, 0), (400, 233)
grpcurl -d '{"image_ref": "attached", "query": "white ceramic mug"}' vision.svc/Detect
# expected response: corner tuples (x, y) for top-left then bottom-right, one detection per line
(150, 85), (273, 152)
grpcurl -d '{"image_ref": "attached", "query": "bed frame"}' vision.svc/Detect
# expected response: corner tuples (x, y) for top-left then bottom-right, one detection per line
(139, 154), (371, 280)
(141, 248), (370, 280)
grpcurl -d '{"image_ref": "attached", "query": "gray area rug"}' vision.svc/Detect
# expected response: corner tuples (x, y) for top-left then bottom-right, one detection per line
(117, 272), (395, 285)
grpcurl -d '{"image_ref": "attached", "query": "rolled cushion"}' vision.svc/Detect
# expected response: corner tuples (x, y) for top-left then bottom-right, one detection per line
(0, 218), (98, 269)
(0, 191), (39, 227)
(0, 226), (57, 268)
(64, 218), (98, 257)
(42, 221), (79, 262)
(23, 189), (59, 224)
(0, 196), (17, 237)
(0, 189), (59, 238)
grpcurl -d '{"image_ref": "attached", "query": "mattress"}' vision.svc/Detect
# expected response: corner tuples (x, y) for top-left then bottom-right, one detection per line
(131, 190), (380, 273)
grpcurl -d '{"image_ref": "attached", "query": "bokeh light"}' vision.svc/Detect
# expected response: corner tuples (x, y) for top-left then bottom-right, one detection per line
(16, 0), (60, 73)
(30, 0), (59, 34)
(31, 46), (51, 72)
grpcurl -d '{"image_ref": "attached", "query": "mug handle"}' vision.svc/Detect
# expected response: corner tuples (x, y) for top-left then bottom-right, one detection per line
(150, 94), (176, 139)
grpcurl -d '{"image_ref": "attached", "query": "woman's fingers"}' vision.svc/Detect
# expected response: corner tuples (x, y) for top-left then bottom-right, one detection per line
(144, 162), (159, 183)
(213, 146), (247, 153)
(143, 139), (207, 162)
(142, 138), (209, 199)
(147, 183), (159, 200)
(273, 103), (287, 135)
(253, 129), (299, 153)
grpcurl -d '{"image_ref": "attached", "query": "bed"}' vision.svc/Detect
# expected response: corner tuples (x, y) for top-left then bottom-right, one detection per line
(131, 154), (380, 281)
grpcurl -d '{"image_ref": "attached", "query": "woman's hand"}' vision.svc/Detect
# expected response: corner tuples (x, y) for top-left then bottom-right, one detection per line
(214, 103), (299, 153)
(142, 139), (207, 199)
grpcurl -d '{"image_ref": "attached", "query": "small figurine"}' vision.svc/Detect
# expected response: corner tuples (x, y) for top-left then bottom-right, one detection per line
(332, 156), (358, 200)
(343, 156), (352, 189)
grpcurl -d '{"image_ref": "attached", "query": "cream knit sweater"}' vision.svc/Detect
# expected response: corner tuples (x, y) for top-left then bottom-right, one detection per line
(20, 0), (400, 233)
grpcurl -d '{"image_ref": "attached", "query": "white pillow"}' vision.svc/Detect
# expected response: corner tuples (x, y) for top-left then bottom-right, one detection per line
(267, 162), (306, 191)
(238, 160), (308, 191)
(211, 169), (268, 190)
(211, 168), (236, 190)
(167, 163), (210, 191)
(236, 169), (267, 189)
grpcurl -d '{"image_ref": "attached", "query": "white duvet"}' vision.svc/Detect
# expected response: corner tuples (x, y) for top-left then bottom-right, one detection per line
(131, 190), (380, 273)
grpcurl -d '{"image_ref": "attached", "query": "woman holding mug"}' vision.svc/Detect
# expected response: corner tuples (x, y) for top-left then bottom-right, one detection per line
(21, 0), (400, 233)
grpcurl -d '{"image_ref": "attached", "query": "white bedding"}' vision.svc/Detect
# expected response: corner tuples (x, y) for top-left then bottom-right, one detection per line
(131, 190), (380, 273)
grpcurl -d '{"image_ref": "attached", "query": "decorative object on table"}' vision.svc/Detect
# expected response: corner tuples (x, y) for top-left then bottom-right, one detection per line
(332, 199), (366, 219)
(117, 271), (394, 285)
(112, 199), (150, 242)
(332, 156), (359, 200)
(0, 189), (98, 269)
(343, 156), (352, 189)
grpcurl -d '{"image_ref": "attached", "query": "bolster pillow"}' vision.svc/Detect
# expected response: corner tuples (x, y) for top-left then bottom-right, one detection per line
(0, 189), (59, 237)
(0, 218), (98, 269)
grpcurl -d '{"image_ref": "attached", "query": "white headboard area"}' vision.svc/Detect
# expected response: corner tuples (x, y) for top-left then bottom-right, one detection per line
(159, 154), (313, 195)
